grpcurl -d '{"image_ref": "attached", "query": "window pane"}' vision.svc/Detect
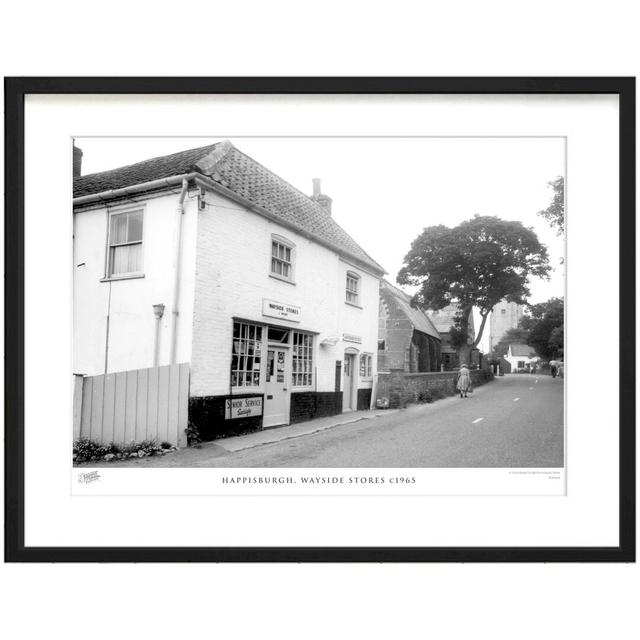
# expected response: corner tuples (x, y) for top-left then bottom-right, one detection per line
(128, 211), (143, 242)
(110, 214), (128, 244)
(110, 243), (141, 275)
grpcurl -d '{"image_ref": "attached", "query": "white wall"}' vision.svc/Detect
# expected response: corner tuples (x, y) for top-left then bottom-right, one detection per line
(190, 190), (381, 397)
(73, 191), (198, 376)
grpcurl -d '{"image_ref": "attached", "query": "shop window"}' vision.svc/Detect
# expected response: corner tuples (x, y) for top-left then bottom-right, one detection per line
(107, 209), (143, 277)
(231, 321), (263, 387)
(360, 353), (372, 378)
(292, 332), (313, 387)
(271, 235), (295, 282)
(346, 271), (360, 305)
(268, 326), (290, 343)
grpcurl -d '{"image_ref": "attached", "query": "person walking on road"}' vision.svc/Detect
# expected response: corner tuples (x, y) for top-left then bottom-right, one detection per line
(457, 363), (472, 398)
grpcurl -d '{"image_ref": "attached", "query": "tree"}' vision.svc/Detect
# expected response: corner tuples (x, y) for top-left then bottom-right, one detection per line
(491, 327), (530, 359)
(520, 297), (564, 360)
(537, 176), (564, 235)
(397, 215), (551, 364)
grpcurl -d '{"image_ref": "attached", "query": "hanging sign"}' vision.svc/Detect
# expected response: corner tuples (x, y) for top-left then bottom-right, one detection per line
(262, 299), (301, 322)
(225, 396), (263, 419)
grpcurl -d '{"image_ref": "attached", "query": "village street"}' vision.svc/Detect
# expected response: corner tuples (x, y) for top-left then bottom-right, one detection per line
(103, 374), (563, 468)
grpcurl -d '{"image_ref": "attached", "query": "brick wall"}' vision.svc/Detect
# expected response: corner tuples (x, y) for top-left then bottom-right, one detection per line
(189, 394), (263, 441)
(377, 368), (494, 409)
(290, 391), (343, 424)
(378, 294), (413, 371)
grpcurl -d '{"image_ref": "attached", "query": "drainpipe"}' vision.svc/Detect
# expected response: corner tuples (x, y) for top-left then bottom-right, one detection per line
(152, 304), (165, 366)
(170, 179), (189, 364)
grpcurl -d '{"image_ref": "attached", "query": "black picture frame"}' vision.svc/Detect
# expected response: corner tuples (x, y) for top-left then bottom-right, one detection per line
(4, 77), (635, 563)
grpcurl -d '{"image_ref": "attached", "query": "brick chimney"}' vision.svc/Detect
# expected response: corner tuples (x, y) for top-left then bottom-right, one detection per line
(311, 178), (332, 215)
(73, 145), (83, 178)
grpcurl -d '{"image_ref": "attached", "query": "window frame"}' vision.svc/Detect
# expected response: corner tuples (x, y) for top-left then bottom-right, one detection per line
(359, 352), (373, 378)
(231, 320), (264, 389)
(102, 206), (146, 281)
(291, 330), (314, 388)
(269, 234), (296, 284)
(345, 271), (361, 307)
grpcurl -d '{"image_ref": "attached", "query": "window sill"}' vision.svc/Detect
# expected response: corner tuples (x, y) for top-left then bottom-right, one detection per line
(269, 273), (296, 285)
(345, 301), (363, 309)
(100, 272), (145, 283)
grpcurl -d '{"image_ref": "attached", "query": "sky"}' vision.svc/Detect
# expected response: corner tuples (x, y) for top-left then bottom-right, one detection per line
(77, 136), (565, 352)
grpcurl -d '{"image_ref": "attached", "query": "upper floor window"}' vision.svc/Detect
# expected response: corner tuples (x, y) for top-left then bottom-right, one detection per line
(108, 209), (143, 277)
(271, 236), (295, 282)
(345, 271), (360, 305)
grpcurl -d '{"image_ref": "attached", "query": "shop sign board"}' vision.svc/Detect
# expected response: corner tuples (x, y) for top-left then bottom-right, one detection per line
(262, 299), (301, 322)
(342, 333), (362, 344)
(225, 396), (263, 419)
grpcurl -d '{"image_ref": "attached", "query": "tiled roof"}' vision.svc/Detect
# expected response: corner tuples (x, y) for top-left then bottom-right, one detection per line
(380, 281), (440, 340)
(73, 143), (220, 197)
(74, 141), (385, 274)
(428, 304), (476, 336)
(509, 343), (534, 357)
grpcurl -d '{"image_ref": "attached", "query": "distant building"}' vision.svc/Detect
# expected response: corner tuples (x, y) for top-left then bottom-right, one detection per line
(428, 305), (479, 370)
(489, 300), (525, 354)
(378, 280), (441, 373)
(504, 343), (535, 372)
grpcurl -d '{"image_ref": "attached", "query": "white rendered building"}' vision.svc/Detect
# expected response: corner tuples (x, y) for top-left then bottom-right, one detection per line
(73, 141), (385, 439)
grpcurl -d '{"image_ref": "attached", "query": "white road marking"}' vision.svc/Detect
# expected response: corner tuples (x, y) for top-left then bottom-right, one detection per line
(472, 417), (484, 424)
(513, 397), (520, 402)
(535, 379), (539, 383)
(529, 387), (534, 390)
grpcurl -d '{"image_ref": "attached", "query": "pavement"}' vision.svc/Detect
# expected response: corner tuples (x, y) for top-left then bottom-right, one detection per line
(86, 374), (563, 468)
(213, 408), (400, 452)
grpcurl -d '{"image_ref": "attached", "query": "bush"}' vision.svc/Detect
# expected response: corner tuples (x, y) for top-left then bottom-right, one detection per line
(73, 437), (177, 464)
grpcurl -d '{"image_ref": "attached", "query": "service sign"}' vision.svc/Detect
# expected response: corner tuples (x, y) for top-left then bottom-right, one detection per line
(342, 333), (362, 344)
(225, 397), (263, 420)
(262, 299), (301, 322)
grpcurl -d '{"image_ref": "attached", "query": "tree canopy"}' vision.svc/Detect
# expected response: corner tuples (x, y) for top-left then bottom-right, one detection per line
(537, 176), (564, 235)
(397, 215), (550, 361)
(520, 297), (564, 360)
(491, 327), (530, 359)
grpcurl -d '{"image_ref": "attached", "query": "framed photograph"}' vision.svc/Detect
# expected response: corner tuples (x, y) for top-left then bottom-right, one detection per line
(5, 77), (635, 562)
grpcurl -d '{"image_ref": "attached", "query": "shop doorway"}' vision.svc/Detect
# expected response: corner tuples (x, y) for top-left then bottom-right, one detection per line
(264, 346), (290, 427)
(342, 351), (357, 412)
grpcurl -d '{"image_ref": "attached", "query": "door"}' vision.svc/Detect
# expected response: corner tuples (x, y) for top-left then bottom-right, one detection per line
(263, 347), (289, 427)
(342, 353), (355, 411)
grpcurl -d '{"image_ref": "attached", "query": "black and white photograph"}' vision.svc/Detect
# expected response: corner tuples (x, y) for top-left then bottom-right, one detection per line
(71, 136), (565, 472)
(6, 78), (632, 564)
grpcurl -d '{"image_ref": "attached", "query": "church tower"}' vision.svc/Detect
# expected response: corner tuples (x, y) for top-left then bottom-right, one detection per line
(489, 300), (525, 354)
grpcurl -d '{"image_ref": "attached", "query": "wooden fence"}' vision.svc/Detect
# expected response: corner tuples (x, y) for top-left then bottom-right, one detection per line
(73, 363), (190, 448)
